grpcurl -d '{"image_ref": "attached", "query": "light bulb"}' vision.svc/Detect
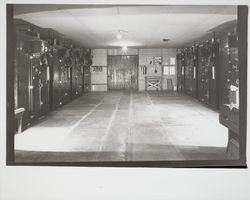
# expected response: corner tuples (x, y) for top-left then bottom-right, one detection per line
(122, 45), (127, 52)
(116, 32), (122, 40)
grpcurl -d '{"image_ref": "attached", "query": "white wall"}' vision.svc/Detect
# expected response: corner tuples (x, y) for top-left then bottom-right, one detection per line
(91, 49), (108, 91)
(91, 48), (177, 91)
(162, 48), (178, 91)
(92, 49), (107, 65)
(138, 48), (177, 91)
(138, 48), (162, 91)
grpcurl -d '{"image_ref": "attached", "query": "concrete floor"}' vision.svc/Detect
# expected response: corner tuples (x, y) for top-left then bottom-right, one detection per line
(15, 91), (228, 162)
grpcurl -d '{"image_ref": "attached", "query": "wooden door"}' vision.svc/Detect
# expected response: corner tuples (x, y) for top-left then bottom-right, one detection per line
(184, 51), (193, 95)
(107, 55), (138, 90)
(208, 41), (219, 109)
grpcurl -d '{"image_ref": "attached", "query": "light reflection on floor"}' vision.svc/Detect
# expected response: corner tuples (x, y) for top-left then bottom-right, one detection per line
(15, 91), (228, 162)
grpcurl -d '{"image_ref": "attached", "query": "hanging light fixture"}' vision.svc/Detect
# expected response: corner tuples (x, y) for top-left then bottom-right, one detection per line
(116, 30), (122, 40)
(114, 29), (129, 52)
(122, 45), (127, 52)
(116, 30), (128, 40)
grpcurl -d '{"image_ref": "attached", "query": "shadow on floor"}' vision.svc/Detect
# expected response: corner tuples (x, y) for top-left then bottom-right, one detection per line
(15, 144), (227, 162)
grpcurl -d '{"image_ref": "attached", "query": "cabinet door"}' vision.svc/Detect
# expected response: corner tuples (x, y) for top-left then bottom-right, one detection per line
(40, 55), (50, 115)
(52, 50), (62, 109)
(208, 42), (219, 109)
(184, 52), (193, 95)
(15, 45), (31, 126)
(30, 56), (42, 118)
(84, 66), (91, 92)
(191, 49), (198, 98)
(198, 48), (209, 104)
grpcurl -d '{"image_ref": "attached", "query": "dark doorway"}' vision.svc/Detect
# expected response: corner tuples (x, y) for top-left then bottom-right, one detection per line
(107, 55), (138, 91)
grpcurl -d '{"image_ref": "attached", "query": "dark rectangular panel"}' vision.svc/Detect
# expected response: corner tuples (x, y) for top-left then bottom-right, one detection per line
(238, 5), (248, 164)
(6, 4), (15, 164)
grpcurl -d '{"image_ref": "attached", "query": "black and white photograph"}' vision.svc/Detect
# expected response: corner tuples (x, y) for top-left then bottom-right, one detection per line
(4, 3), (248, 166)
(1, 0), (250, 199)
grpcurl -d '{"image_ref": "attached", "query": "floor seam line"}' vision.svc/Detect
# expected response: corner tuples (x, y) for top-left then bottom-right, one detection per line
(145, 92), (185, 159)
(64, 93), (108, 135)
(98, 94), (122, 153)
(126, 91), (133, 161)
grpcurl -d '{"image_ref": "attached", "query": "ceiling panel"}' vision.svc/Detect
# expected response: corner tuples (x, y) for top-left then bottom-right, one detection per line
(14, 5), (237, 48)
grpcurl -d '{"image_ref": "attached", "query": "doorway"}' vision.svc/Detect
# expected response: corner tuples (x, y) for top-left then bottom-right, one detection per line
(107, 55), (138, 90)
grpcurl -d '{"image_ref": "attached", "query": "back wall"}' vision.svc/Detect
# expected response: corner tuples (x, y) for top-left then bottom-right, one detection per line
(91, 48), (177, 91)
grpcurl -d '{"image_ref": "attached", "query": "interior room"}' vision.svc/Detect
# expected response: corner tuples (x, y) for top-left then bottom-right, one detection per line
(8, 4), (247, 165)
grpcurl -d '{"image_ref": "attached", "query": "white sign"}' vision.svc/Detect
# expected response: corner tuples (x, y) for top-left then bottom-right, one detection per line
(170, 66), (175, 75)
(163, 66), (169, 75)
(170, 57), (176, 65)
